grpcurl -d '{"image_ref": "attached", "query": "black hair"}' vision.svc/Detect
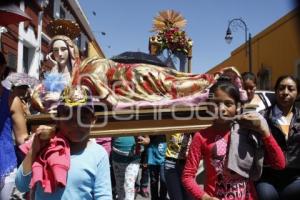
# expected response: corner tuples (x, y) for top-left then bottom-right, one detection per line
(241, 72), (257, 84)
(12, 85), (29, 90)
(0, 52), (7, 66)
(209, 76), (241, 104)
(274, 75), (300, 93)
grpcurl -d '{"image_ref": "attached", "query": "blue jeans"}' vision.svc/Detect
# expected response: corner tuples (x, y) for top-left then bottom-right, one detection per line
(164, 158), (194, 200)
(149, 164), (167, 200)
(256, 178), (300, 200)
(136, 150), (149, 189)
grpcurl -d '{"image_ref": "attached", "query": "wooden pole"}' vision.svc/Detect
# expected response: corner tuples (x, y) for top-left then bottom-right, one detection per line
(27, 107), (212, 137)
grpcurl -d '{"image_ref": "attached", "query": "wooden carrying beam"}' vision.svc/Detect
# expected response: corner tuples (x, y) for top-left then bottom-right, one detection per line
(27, 107), (212, 137)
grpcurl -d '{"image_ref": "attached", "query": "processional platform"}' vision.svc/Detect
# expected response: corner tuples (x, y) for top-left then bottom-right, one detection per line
(27, 106), (212, 137)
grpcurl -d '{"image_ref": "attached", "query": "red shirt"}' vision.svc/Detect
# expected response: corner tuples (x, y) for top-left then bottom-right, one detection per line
(182, 127), (285, 200)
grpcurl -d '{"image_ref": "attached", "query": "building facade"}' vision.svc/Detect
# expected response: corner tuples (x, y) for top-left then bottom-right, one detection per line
(0, 0), (105, 78)
(207, 9), (300, 90)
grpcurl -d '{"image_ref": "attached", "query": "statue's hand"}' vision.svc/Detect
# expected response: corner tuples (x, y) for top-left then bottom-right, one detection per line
(43, 92), (61, 102)
(45, 52), (58, 69)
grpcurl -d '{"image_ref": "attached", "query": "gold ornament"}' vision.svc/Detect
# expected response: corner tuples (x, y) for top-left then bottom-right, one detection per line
(46, 19), (81, 40)
(152, 10), (187, 32)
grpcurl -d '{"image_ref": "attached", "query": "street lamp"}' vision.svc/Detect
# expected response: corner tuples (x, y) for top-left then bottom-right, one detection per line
(225, 18), (252, 73)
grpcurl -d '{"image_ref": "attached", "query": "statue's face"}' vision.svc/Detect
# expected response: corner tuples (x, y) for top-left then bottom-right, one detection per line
(52, 40), (69, 66)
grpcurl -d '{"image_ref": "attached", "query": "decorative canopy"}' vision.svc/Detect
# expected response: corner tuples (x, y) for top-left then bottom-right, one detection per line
(152, 10), (187, 32)
(46, 19), (81, 40)
(150, 10), (192, 56)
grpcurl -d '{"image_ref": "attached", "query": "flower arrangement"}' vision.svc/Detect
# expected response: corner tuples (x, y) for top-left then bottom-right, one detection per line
(156, 26), (192, 54)
(151, 10), (192, 55)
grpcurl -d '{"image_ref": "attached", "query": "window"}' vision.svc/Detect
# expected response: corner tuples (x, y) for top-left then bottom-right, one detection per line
(7, 52), (17, 70)
(85, 42), (88, 55)
(42, 38), (49, 48)
(23, 45), (35, 73)
(60, 6), (65, 19)
(79, 42), (89, 59)
(23, 46), (29, 73)
(76, 35), (81, 49)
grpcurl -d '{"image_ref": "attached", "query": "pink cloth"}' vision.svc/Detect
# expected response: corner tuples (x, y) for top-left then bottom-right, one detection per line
(96, 137), (112, 154)
(19, 133), (70, 193)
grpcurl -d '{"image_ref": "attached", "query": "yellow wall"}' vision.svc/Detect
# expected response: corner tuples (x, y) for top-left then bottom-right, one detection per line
(207, 9), (300, 89)
(88, 41), (105, 58)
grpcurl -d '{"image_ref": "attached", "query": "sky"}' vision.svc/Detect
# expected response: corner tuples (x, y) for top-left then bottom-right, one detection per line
(78, 0), (296, 74)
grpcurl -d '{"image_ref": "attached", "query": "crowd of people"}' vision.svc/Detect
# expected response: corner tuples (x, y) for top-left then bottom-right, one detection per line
(0, 29), (300, 200)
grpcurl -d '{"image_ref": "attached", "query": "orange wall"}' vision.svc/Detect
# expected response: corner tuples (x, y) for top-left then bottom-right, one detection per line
(207, 9), (300, 89)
